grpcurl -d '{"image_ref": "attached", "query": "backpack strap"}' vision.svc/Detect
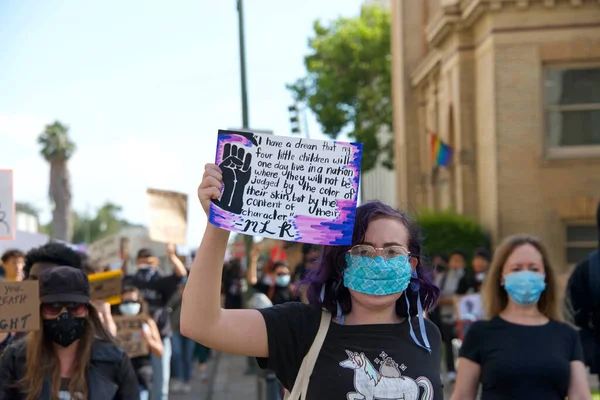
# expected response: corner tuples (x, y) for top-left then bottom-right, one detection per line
(285, 310), (331, 400)
(589, 250), (600, 307)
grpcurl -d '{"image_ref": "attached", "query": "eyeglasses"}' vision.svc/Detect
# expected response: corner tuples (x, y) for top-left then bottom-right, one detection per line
(348, 244), (410, 259)
(41, 302), (87, 317)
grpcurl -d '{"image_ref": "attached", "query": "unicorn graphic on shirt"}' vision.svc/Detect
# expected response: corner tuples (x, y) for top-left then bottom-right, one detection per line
(339, 350), (434, 400)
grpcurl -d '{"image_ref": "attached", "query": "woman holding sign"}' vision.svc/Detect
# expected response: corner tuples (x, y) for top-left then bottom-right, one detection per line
(181, 163), (443, 399)
(0, 266), (139, 400)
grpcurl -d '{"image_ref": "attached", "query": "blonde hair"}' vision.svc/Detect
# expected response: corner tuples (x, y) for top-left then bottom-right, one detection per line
(481, 234), (563, 321)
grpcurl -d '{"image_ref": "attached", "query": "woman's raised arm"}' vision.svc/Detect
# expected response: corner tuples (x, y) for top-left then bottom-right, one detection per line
(180, 164), (269, 358)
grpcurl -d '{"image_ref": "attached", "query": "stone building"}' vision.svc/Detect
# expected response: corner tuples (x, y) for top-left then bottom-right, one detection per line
(391, 0), (600, 271)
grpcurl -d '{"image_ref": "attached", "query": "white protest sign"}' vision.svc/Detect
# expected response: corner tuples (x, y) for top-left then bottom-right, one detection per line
(0, 170), (15, 240)
(88, 234), (121, 270)
(209, 130), (363, 245)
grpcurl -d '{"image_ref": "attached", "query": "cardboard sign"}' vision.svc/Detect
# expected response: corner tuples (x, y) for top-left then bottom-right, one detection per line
(88, 270), (123, 303)
(88, 235), (121, 270)
(209, 130), (363, 245)
(0, 281), (40, 332)
(454, 293), (484, 321)
(0, 170), (15, 240)
(114, 315), (150, 358)
(147, 189), (188, 245)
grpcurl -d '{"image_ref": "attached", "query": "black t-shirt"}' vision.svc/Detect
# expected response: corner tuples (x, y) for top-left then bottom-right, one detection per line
(254, 281), (294, 305)
(459, 316), (584, 399)
(125, 269), (181, 338)
(257, 302), (444, 399)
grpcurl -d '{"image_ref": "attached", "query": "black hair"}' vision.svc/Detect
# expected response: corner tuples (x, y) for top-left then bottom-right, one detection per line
(23, 242), (83, 279)
(449, 249), (467, 261)
(136, 248), (153, 259)
(473, 247), (491, 262)
(1, 249), (25, 263)
(436, 252), (449, 263)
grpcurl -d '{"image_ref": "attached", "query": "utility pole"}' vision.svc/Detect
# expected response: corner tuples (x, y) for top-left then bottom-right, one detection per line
(236, 0), (253, 276)
(237, 0), (258, 376)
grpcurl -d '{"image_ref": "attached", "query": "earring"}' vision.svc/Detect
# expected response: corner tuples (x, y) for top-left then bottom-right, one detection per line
(319, 285), (325, 302)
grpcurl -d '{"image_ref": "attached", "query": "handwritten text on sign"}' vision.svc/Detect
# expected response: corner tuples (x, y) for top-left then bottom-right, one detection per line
(0, 170), (15, 240)
(0, 281), (40, 332)
(114, 315), (150, 358)
(209, 130), (363, 245)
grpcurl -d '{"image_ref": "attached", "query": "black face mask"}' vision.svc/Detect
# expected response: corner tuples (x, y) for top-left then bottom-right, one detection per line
(43, 312), (87, 347)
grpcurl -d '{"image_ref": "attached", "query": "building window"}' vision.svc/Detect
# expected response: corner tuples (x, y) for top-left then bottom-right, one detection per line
(544, 66), (600, 156)
(566, 224), (598, 265)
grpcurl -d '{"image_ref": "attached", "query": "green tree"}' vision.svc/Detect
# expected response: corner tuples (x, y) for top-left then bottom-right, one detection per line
(418, 210), (489, 262)
(38, 121), (76, 242)
(71, 202), (138, 244)
(288, 5), (392, 172)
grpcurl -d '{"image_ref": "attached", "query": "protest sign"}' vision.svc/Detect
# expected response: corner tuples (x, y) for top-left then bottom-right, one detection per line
(0, 170), (15, 240)
(88, 234), (121, 270)
(114, 315), (150, 358)
(209, 130), (363, 245)
(88, 270), (123, 304)
(454, 293), (484, 321)
(0, 281), (40, 332)
(147, 189), (188, 245)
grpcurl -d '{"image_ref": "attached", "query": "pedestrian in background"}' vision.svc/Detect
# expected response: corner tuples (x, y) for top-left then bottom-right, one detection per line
(0, 266), (139, 399)
(451, 234), (590, 400)
(168, 277), (196, 393)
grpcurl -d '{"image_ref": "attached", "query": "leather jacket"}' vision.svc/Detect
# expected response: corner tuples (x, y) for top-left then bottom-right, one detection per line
(0, 337), (139, 400)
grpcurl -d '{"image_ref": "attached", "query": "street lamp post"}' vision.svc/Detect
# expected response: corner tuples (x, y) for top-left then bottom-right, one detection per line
(237, 0), (259, 376)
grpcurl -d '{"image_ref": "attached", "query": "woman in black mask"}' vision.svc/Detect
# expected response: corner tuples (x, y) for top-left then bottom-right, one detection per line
(0, 266), (139, 400)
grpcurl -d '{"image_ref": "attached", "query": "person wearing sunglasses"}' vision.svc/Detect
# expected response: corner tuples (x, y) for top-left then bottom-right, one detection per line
(180, 164), (443, 399)
(0, 266), (139, 400)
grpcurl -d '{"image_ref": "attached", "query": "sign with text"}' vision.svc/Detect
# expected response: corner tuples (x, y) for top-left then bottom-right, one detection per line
(147, 189), (188, 245)
(454, 293), (484, 321)
(0, 170), (15, 240)
(89, 270), (123, 303)
(114, 315), (150, 358)
(88, 235), (121, 270)
(209, 130), (363, 245)
(0, 281), (40, 332)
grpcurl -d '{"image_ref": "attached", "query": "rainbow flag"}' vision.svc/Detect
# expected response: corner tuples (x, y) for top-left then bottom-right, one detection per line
(430, 132), (453, 167)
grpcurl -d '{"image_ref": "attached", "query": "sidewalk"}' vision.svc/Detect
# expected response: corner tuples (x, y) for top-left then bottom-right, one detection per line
(170, 352), (220, 400)
(208, 353), (258, 400)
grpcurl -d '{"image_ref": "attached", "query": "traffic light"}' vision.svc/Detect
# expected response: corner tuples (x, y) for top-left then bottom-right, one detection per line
(288, 104), (301, 134)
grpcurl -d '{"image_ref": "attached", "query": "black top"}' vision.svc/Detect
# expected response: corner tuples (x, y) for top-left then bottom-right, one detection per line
(59, 378), (83, 399)
(257, 302), (443, 399)
(459, 317), (584, 400)
(568, 256), (600, 336)
(0, 337), (139, 400)
(124, 269), (181, 338)
(254, 281), (294, 305)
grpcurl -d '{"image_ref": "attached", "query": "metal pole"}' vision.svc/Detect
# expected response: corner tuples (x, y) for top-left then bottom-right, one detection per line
(301, 106), (310, 139)
(237, 0), (258, 375)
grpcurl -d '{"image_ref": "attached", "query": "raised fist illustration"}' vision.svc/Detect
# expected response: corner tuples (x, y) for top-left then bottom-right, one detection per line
(213, 143), (253, 214)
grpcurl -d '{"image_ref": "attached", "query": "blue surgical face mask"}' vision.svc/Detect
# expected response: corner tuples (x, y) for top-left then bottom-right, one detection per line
(275, 274), (291, 287)
(343, 255), (412, 296)
(119, 302), (141, 316)
(503, 270), (546, 305)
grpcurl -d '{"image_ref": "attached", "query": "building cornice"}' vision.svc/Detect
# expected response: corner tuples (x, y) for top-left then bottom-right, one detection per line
(411, 50), (443, 88)
(426, 0), (592, 49)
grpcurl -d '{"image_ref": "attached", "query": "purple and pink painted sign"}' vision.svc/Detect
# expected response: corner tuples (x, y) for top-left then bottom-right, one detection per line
(209, 130), (363, 245)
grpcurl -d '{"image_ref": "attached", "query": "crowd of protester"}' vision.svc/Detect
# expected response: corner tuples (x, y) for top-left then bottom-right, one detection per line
(1, 193), (599, 399)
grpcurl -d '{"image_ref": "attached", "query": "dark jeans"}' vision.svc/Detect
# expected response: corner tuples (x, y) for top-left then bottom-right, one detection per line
(441, 322), (456, 373)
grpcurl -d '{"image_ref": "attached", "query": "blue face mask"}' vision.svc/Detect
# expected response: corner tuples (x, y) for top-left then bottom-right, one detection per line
(503, 270), (546, 305)
(275, 274), (291, 287)
(343, 255), (412, 296)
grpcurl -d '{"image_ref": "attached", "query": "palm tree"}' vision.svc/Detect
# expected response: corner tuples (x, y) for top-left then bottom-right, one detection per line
(38, 121), (76, 242)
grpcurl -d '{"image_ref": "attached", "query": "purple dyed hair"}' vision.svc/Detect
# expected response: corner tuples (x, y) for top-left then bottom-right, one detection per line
(304, 200), (440, 317)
